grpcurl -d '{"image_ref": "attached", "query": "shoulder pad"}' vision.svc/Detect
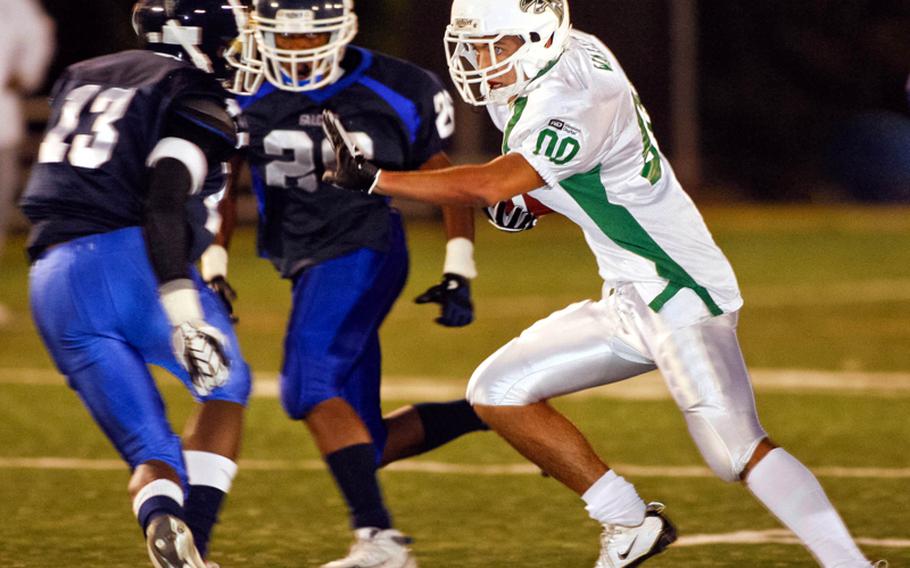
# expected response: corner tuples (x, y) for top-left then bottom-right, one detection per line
(171, 96), (238, 149)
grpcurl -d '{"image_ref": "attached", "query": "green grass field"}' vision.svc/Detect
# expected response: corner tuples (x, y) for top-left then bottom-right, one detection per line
(1, 205), (909, 567)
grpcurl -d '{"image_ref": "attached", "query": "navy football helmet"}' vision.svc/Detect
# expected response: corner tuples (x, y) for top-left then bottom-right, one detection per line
(132, 0), (246, 81)
(252, 0), (358, 92)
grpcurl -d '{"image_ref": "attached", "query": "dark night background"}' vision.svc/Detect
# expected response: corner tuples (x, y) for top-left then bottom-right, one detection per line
(35, 0), (910, 202)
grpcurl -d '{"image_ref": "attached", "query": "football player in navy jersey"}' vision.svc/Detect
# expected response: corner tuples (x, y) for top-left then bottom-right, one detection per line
(20, 1), (250, 566)
(217, 1), (487, 565)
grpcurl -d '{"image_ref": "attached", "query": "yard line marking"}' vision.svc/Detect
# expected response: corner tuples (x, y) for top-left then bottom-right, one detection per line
(676, 528), (910, 549)
(1, 457), (908, 480)
(3, 368), (910, 401)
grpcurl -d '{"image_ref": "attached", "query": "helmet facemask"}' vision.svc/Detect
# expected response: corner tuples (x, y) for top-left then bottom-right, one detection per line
(225, 4), (265, 95)
(253, 4), (358, 92)
(445, 33), (534, 106)
(445, 0), (571, 106)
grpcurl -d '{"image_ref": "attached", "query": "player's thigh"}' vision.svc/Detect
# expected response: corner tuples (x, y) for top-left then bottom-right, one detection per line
(467, 300), (656, 406)
(68, 339), (185, 477)
(281, 240), (408, 418)
(100, 232), (251, 404)
(654, 311), (767, 480)
(29, 236), (186, 477)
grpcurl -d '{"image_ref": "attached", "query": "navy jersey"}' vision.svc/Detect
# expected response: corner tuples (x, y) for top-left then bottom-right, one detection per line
(21, 50), (237, 261)
(238, 46), (455, 277)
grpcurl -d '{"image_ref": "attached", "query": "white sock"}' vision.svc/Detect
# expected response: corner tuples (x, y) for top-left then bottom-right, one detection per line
(582, 470), (646, 527)
(184, 450), (238, 492)
(746, 448), (870, 567)
(131, 478), (184, 517)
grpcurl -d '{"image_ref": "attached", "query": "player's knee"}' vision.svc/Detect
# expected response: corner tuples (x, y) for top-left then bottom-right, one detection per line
(685, 415), (762, 483)
(226, 360), (253, 404)
(467, 361), (538, 407)
(280, 376), (337, 420)
(699, 447), (743, 483)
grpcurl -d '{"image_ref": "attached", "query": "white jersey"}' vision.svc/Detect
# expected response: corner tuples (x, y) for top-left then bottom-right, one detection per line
(488, 30), (743, 321)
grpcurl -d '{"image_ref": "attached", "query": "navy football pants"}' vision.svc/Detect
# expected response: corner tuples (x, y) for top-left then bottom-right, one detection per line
(280, 215), (408, 463)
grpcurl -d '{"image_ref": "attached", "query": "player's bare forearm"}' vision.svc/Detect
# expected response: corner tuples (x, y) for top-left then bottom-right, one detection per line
(214, 154), (244, 249)
(376, 153), (545, 207)
(420, 151), (475, 241)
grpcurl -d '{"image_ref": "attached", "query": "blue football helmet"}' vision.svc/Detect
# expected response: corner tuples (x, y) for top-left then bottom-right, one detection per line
(252, 0), (358, 92)
(132, 0), (246, 82)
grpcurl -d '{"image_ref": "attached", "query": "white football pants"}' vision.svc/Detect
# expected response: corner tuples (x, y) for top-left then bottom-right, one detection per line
(467, 283), (767, 482)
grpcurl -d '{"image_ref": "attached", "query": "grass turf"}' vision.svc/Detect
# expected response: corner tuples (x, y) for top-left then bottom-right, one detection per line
(1, 205), (909, 566)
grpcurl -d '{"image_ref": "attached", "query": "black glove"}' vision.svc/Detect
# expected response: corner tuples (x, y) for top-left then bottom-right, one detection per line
(321, 109), (380, 194)
(484, 196), (538, 232)
(207, 276), (238, 324)
(415, 273), (474, 327)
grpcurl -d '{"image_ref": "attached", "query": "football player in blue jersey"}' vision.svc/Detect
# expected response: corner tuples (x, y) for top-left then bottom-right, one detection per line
(217, 1), (487, 565)
(20, 1), (251, 566)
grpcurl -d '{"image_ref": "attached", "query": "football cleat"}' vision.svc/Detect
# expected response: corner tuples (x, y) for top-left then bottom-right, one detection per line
(321, 527), (417, 568)
(146, 514), (207, 568)
(595, 502), (677, 568)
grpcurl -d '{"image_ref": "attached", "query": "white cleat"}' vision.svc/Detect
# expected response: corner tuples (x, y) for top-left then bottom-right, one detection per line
(595, 502), (677, 568)
(145, 514), (207, 568)
(872, 561), (889, 568)
(321, 527), (418, 568)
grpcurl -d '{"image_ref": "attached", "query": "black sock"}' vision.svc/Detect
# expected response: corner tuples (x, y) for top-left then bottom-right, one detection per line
(325, 444), (392, 530)
(184, 485), (225, 559)
(137, 496), (184, 535)
(414, 399), (489, 455)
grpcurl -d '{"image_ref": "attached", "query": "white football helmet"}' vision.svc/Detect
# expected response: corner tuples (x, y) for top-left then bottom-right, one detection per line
(252, 0), (358, 92)
(445, 0), (571, 105)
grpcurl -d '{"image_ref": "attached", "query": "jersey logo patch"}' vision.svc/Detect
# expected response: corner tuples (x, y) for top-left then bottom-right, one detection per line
(547, 119), (580, 136)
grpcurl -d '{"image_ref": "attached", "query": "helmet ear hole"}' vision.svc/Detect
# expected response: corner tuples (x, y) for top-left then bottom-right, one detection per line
(529, 32), (541, 42)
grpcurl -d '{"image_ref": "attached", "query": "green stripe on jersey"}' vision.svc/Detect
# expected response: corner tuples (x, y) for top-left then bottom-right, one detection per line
(560, 165), (723, 315)
(502, 97), (529, 154)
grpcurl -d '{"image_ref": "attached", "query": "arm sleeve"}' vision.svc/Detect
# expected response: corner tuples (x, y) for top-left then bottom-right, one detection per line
(411, 71), (456, 168)
(144, 96), (239, 284)
(509, 79), (627, 188)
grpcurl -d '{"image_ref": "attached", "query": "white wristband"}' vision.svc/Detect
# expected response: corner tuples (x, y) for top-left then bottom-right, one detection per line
(200, 245), (228, 281)
(159, 279), (204, 326)
(443, 237), (477, 279)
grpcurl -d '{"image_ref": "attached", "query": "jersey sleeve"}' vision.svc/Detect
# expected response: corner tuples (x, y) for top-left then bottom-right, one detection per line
(410, 70), (456, 168)
(507, 77), (627, 188)
(163, 95), (240, 166)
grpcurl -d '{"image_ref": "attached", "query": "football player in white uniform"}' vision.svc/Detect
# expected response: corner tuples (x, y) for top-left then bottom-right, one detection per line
(322, 1), (883, 566)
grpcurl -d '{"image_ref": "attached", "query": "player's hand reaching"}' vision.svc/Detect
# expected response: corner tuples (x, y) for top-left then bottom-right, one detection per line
(171, 321), (231, 396)
(160, 279), (231, 397)
(415, 273), (474, 327)
(321, 109), (380, 194)
(201, 245), (238, 323)
(206, 276), (238, 323)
